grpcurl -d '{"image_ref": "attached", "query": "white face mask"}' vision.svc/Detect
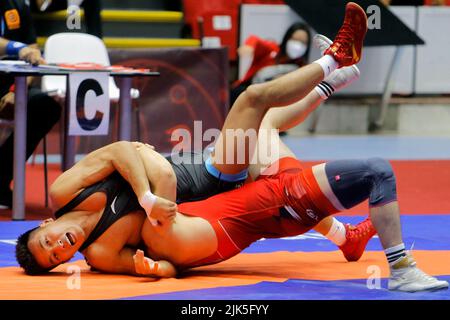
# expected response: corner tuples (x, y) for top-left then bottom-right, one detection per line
(286, 40), (307, 60)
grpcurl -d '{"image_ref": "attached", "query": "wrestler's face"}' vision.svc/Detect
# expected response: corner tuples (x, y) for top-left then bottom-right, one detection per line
(27, 218), (86, 269)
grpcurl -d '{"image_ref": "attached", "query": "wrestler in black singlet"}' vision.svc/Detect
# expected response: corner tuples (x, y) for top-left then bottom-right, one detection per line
(165, 152), (246, 203)
(54, 172), (142, 252)
(54, 152), (247, 252)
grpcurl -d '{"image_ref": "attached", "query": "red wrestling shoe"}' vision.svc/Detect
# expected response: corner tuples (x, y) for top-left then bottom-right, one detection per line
(324, 2), (368, 67)
(339, 217), (376, 262)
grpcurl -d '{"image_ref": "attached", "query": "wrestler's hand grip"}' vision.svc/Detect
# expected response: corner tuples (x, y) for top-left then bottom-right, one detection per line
(140, 191), (177, 227)
(151, 197), (177, 226)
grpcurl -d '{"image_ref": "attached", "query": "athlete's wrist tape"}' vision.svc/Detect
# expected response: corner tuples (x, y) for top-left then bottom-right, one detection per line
(6, 41), (27, 56)
(139, 190), (158, 226)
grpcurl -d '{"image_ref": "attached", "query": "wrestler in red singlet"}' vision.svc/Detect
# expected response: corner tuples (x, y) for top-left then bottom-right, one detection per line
(177, 157), (339, 268)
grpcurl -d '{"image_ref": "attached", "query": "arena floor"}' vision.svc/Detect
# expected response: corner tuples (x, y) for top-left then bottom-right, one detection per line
(1, 135), (449, 300)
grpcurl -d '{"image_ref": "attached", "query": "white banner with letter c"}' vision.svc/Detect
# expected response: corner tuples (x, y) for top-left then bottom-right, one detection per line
(68, 72), (110, 136)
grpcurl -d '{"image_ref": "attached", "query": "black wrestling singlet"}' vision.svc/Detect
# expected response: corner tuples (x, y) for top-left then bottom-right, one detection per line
(165, 152), (246, 203)
(54, 172), (142, 252)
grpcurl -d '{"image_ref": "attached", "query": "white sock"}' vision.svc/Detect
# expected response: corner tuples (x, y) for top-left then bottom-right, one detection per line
(314, 81), (335, 100)
(385, 243), (407, 266)
(314, 55), (339, 78)
(324, 218), (347, 246)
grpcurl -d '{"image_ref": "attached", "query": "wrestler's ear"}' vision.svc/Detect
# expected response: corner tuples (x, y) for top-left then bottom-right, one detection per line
(39, 218), (54, 227)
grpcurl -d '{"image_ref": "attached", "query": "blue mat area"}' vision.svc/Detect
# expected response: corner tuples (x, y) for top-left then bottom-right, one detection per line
(243, 215), (450, 254)
(1, 215), (450, 267)
(123, 277), (450, 300)
(282, 136), (450, 161)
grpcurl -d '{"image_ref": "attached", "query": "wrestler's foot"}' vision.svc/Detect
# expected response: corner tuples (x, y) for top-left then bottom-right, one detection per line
(324, 2), (368, 67)
(313, 34), (333, 55)
(389, 255), (449, 292)
(339, 217), (376, 262)
(314, 34), (360, 98)
(322, 63), (360, 95)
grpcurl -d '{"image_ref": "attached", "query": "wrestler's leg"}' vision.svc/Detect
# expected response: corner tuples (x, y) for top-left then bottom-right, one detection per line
(248, 110), (352, 252)
(255, 89), (358, 248)
(311, 159), (448, 292)
(211, 62), (328, 175)
(247, 58), (361, 252)
(202, 62), (355, 196)
(247, 118), (296, 180)
(210, 2), (367, 175)
(248, 62), (361, 176)
(263, 90), (325, 133)
(244, 71), (348, 174)
(262, 62), (360, 134)
(313, 159), (401, 245)
(260, 35), (361, 135)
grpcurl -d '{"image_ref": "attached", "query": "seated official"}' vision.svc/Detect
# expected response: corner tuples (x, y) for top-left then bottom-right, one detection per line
(0, 0), (61, 209)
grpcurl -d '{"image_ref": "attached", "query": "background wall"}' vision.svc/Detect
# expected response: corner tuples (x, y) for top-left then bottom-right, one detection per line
(239, 4), (450, 95)
(42, 47), (230, 156)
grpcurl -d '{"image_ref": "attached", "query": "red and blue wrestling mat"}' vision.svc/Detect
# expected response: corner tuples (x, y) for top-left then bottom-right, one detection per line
(0, 136), (449, 300)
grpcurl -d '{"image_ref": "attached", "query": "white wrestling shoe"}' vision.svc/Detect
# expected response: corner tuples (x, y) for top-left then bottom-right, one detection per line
(314, 34), (360, 95)
(314, 34), (334, 55)
(388, 255), (449, 292)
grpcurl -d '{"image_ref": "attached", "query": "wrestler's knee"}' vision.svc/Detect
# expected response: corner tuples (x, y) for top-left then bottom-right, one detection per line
(367, 157), (396, 182)
(243, 83), (269, 109)
(158, 163), (177, 188)
(366, 157), (397, 206)
(111, 140), (132, 151)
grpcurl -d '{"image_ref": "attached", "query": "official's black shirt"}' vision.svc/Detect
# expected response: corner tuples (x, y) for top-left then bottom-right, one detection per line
(0, 0), (37, 96)
(0, 0), (36, 44)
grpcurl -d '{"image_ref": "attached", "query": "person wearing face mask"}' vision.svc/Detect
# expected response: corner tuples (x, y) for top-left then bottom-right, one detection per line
(230, 22), (312, 106)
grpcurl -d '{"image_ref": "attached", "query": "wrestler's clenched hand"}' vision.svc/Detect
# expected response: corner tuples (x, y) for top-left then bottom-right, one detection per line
(149, 196), (177, 226)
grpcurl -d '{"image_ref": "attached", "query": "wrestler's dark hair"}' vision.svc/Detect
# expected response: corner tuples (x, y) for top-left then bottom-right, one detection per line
(16, 227), (52, 275)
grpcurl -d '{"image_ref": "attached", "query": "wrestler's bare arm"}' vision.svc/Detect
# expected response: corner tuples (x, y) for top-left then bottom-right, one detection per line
(86, 245), (177, 278)
(50, 141), (149, 206)
(130, 142), (177, 205)
(86, 246), (138, 275)
(133, 249), (177, 278)
(81, 211), (142, 276)
(50, 141), (176, 210)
